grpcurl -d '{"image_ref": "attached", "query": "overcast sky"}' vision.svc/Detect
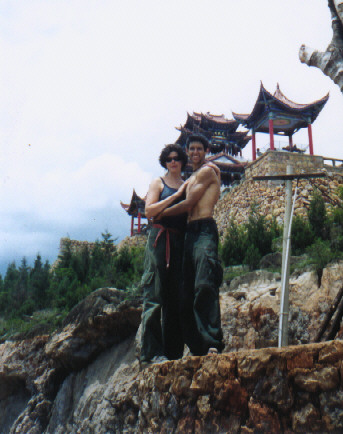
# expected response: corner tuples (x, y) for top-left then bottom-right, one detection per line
(1, 1), (342, 274)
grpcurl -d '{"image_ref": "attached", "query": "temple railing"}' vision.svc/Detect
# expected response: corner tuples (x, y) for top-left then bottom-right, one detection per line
(323, 157), (343, 167)
(259, 141), (308, 153)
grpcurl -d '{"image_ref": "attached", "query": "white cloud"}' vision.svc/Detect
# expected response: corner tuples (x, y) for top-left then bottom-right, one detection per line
(0, 152), (152, 220)
(0, 0), (342, 273)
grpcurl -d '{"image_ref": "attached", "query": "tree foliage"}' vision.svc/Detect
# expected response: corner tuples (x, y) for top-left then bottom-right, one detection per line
(308, 190), (327, 239)
(0, 232), (145, 338)
(222, 189), (343, 273)
(221, 206), (281, 270)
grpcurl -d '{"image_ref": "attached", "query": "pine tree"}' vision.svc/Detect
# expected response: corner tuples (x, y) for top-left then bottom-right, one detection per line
(30, 254), (50, 308)
(308, 191), (327, 239)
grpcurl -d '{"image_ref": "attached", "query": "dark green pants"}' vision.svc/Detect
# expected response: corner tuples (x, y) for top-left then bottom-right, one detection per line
(181, 218), (224, 356)
(140, 226), (184, 363)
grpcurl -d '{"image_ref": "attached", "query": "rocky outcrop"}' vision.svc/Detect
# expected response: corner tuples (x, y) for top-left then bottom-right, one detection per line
(2, 262), (343, 432)
(221, 262), (343, 353)
(111, 340), (343, 433)
(0, 288), (142, 433)
(5, 338), (343, 432)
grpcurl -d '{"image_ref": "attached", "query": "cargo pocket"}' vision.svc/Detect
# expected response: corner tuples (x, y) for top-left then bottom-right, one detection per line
(207, 256), (223, 289)
(140, 271), (155, 297)
(141, 271), (154, 288)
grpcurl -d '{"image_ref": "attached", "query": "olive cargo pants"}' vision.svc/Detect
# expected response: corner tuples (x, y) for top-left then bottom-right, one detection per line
(181, 218), (224, 356)
(140, 226), (184, 363)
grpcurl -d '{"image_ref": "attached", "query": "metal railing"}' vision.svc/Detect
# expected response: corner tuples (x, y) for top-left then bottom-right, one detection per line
(258, 141), (308, 153)
(323, 157), (343, 167)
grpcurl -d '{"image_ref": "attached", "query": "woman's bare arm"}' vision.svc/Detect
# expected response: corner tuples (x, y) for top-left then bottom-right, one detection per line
(159, 166), (216, 218)
(144, 178), (188, 219)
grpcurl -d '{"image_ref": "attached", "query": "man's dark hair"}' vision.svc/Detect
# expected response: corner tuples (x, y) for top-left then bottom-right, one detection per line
(186, 134), (210, 150)
(159, 143), (188, 170)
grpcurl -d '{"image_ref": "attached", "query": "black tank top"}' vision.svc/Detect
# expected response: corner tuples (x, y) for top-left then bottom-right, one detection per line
(157, 178), (187, 231)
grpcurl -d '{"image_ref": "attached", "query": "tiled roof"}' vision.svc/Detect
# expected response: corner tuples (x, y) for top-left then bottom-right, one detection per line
(233, 82), (329, 132)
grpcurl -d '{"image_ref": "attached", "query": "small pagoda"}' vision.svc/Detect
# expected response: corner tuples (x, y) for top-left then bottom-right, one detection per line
(233, 83), (329, 161)
(175, 112), (250, 186)
(120, 190), (148, 236)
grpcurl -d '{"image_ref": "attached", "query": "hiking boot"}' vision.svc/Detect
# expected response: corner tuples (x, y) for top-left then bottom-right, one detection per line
(151, 355), (169, 365)
(140, 355), (169, 370)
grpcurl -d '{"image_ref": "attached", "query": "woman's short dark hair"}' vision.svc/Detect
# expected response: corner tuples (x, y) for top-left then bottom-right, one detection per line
(186, 134), (210, 150)
(159, 144), (188, 170)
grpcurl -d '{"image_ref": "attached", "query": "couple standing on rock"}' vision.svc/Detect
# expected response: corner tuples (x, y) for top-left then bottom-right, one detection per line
(140, 134), (224, 369)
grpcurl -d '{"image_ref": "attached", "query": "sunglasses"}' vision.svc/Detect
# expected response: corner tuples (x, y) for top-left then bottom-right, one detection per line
(166, 156), (181, 163)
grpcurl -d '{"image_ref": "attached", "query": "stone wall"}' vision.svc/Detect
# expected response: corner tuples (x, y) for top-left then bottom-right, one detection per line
(214, 151), (343, 237)
(117, 234), (147, 250)
(245, 150), (324, 180)
(59, 237), (97, 255)
(57, 234), (147, 258)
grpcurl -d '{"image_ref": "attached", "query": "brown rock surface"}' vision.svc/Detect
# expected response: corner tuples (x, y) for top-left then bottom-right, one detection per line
(1, 263), (343, 432)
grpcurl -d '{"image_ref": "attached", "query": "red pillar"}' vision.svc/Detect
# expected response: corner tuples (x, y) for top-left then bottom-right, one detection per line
(131, 216), (134, 236)
(269, 119), (275, 150)
(308, 123), (314, 155)
(252, 131), (256, 161)
(138, 211), (141, 234)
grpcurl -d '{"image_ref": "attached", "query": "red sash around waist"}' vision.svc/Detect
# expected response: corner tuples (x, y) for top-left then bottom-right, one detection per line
(152, 224), (180, 268)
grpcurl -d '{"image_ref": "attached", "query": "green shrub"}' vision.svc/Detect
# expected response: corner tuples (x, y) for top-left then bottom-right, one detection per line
(245, 212), (276, 258)
(220, 220), (247, 266)
(308, 191), (327, 239)
(291, 215), (314, 255)
(329, 223), (343, 252)
(244, 245), (261, 271)
(306, 239), (339, 285)
(220, 209), (281, 268)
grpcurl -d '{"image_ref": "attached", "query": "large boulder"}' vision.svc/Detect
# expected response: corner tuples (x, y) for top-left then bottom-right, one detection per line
(0, 288), (142, 433)
(45, 287), (142, 370)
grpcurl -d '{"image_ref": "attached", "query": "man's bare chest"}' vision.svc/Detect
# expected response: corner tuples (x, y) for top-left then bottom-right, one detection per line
(186, 174), (198, 194)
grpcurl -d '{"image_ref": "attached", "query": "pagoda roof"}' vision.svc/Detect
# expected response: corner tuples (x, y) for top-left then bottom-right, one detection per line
(120, 190), (146, 217)
(175, 119), (250, 150)
(206, 152), (242, 165)
(184, 112), (239, 133)
(233, 82), (329, 135)
(175, 126), (212, 144)
(229, 131), (251, 148)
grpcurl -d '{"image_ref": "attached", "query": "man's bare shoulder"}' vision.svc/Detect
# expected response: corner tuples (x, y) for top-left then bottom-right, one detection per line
(206, 162), (221, 177)
(196, 163), (220, 181)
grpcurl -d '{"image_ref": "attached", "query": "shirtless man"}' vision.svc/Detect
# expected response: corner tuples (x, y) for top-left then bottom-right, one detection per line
(158, 134), (224, 356)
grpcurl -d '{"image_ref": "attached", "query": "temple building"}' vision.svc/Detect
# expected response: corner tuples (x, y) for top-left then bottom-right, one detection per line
(175, 112), (250, 186)
(120, 190), (148, 236)
(121, 86), (329, 235)
(233, 83), (329, 161)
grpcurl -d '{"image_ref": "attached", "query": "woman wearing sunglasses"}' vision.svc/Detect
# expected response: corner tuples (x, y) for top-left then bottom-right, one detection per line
(140, 144), (188, 368)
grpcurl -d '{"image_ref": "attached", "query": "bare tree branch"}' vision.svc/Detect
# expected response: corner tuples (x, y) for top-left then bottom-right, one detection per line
(329, 0), (343, 50)
(299, 0), (343, 93)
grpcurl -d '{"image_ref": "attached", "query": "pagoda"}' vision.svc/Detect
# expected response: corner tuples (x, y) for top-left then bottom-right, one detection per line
(120, 190), (148, 236)
(175, 112), (250, 186)
(233, 83), (329, 161)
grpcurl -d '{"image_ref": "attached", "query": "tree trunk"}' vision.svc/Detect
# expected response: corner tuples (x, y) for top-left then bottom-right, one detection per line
(299, 0), (343, 93)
